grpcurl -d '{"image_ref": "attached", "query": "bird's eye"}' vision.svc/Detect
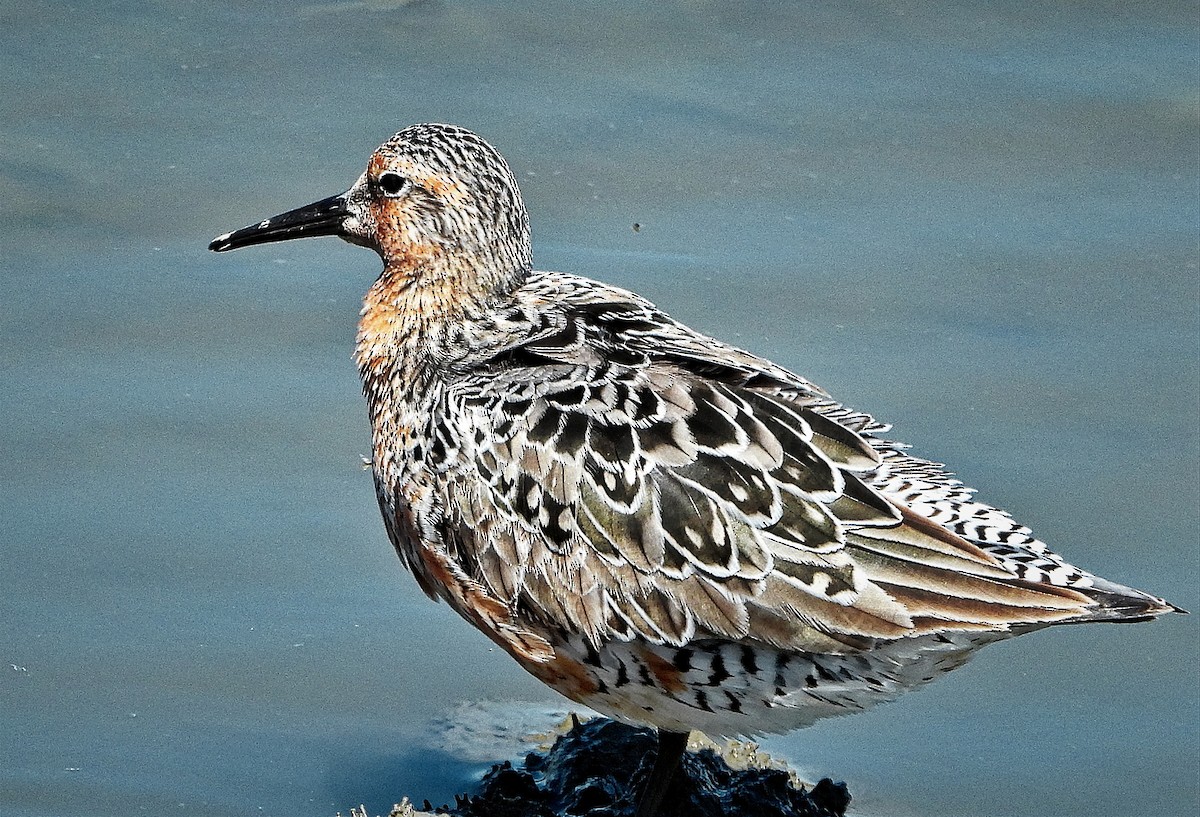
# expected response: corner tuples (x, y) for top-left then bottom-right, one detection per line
(377, 172), (408, 196)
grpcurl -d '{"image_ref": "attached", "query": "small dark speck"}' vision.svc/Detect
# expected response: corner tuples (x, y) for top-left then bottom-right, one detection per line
(632, 223), (641, 232)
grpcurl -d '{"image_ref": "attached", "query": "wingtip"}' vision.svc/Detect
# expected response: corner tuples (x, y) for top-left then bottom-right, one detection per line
(1076, 587), (1185, 624)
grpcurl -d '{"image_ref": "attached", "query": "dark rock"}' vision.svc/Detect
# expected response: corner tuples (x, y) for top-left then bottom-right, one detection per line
(366, 717), (851, 817)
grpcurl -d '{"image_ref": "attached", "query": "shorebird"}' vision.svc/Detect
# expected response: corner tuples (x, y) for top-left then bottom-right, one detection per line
(210, 124), (1180, 816)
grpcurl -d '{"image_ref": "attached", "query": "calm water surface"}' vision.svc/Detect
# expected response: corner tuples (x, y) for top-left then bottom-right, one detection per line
(2, 2), (1196, 816)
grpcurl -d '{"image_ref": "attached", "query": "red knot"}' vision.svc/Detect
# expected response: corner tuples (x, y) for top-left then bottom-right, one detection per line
(210, 123), (1182, 816)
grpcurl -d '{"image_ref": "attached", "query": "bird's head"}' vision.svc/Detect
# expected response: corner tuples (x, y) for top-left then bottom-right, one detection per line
(210, 124), (532, 294)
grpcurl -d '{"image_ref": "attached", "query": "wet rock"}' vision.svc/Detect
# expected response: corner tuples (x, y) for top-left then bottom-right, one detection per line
(346, 716), (850, 817)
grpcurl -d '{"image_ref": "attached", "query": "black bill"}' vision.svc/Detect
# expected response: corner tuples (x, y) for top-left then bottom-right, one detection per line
(208, 192), (349, 252)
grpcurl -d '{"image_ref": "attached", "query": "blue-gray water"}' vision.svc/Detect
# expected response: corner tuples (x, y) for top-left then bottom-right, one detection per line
(2, 2), (1197, 816)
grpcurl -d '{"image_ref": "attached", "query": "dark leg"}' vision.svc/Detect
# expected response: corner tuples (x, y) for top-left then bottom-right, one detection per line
(634, 729), (689, 817)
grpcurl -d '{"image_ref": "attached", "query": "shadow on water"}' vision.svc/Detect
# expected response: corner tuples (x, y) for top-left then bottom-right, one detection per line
(323, 746), (482, 816)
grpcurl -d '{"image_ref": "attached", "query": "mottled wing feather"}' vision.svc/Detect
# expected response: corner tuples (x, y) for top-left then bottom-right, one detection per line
(442, 277), (1104, 655)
